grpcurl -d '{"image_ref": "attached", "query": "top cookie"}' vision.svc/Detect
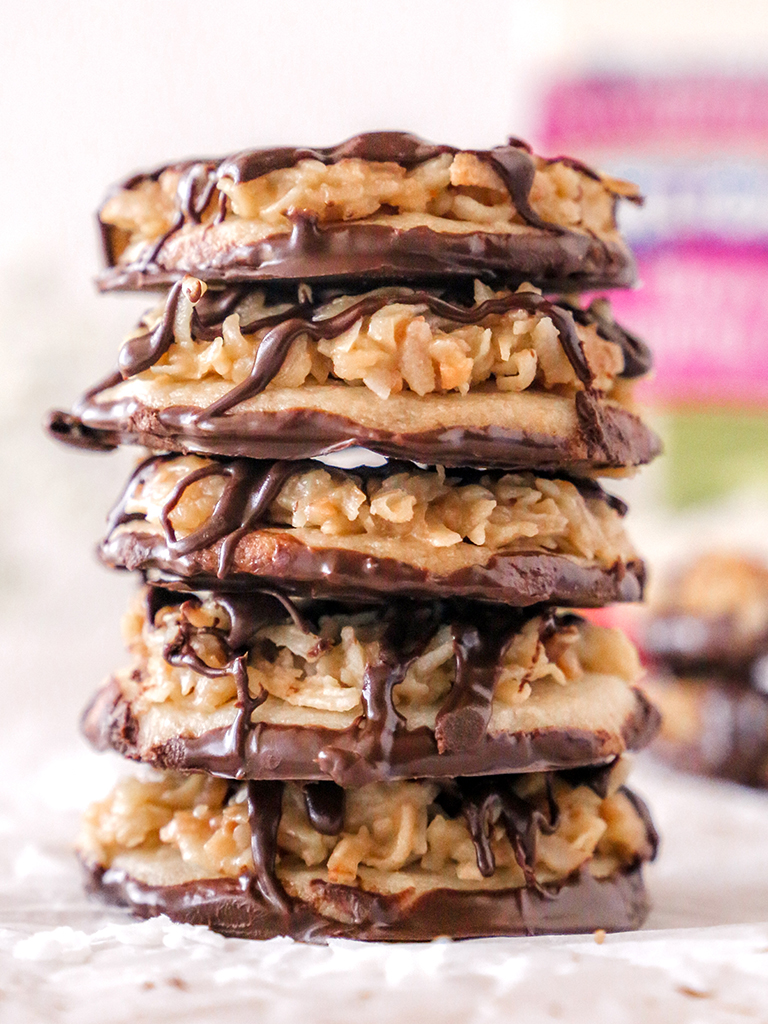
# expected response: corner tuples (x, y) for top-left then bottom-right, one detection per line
(97, 133), (640, 292)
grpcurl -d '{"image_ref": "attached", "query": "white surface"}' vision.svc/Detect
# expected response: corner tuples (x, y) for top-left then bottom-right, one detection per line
(1, 744), (768, 1024)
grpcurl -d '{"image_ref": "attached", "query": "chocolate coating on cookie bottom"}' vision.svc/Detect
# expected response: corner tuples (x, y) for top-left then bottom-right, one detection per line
(103, 531), (646, 607)
(49, 398), (662, 472)
(84, 674), (660, 785)
(83, 861), (651, 941)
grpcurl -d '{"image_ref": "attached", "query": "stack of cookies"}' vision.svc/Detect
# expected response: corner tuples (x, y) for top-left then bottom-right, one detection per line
(49, 133), (662, 940)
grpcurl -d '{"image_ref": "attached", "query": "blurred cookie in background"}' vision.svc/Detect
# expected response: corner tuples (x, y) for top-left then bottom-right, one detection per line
(640, 552), (768, 788)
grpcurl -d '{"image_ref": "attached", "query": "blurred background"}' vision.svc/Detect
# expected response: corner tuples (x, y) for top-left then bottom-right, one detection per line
(2, 0), (768, 754)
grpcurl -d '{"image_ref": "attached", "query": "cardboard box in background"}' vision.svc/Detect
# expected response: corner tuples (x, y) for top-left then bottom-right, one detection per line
(537, 75), (768, 510)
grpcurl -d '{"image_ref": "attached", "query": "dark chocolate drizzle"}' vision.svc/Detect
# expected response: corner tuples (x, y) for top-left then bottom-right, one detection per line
(435, 605), (544, 755)
(247, 780), (290, 914)
(450, 776), (558, 887)
(302, 782), (345, 836)
(560, 298), (652, 381)
(118, 281), (185, 378)
(151, 589), (311, 763)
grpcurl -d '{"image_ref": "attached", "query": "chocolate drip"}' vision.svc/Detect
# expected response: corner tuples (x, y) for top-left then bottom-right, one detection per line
(156, 588), (315, 763)
(618, 788), (660, 862)
(246, 780), (290, 914)
(159, 595), (263, 762)
(435, 606), (537, 754)
(118, 281), (184, 377)
(194, 285), (249, 325)
(357, 603), (443, 766)
(302, 782), (345, 836)
(450, 776), (558, 885)
(562, 298), (652, 380)
(109, 455), (299, 578)
(559, 760), (618, 799)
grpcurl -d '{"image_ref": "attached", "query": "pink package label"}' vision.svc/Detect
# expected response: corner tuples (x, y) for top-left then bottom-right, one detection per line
(540, 76), (768, 154)
(608, 241), (768, 406)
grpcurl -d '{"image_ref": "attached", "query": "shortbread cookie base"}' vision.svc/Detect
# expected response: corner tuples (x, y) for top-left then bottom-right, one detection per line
(84, 674), (660, 785)
(84, 861), (650, 940)
(104, 530), (645, 606)
(51, 382), (661, 472)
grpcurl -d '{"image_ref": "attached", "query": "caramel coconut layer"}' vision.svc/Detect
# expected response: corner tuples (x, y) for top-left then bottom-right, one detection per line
(83, 589), (660, 784)
(97, 455), (645, 606)
(48, 278), (660, 471)
(79, 763), (657, 940)
(96, 132), (640, 292)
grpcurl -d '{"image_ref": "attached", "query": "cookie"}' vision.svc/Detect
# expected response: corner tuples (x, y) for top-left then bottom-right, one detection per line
(641, 553), (768, 788)
(48, 278), (659, 471)
(96, 133), (640, 293)
(83, 588), (660, 784)
(644, 552), (768, 675)
(98, 455), (645, 605)
(642, 674), (768, 789)
(78, 763), (657, 939)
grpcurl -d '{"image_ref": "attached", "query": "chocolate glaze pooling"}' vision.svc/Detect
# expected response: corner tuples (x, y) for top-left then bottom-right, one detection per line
(97, 133), (639, 292)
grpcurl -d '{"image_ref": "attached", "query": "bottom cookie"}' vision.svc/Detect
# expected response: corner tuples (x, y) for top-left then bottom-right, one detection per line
(79, 764), (657, 940)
